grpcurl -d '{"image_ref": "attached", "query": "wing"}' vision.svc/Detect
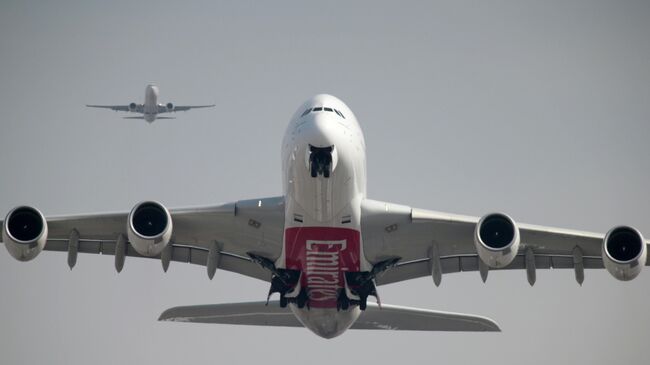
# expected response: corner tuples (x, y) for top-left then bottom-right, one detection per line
(0, 196), (284, 281)
(86, 104), (139, 112)
(360, 199), (650, 286)
(159, 301), (500, 332)
(158, 104), (215, 113)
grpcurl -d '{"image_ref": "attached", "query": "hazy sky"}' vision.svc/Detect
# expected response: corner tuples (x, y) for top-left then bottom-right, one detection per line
(1, 1), (649, 364)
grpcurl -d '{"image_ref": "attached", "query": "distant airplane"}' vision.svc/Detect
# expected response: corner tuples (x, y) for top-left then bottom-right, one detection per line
(3, 94), (649, 339)
(86, 84), (215, 123)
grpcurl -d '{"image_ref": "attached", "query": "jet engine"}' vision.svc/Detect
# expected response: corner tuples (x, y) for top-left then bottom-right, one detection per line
(474, 213), (520, 268)
(129, 102), (137, 112)
(166, 102), (174, 111)
(127, 201), (172, 257)
(2, 206), (48, 261)
(602, 226), (646, 281)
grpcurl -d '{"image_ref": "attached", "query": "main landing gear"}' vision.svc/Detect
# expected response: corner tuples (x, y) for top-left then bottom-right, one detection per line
(248, 252), (307, 309)
(249, 253), (401, 311)
(337, 257), (401, 311)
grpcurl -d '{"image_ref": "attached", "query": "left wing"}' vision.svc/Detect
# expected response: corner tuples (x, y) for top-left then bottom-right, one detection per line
(158, 104), (215, 113)
(0, 197), (285, 281)
(360, 199), (650, 286)
(86, 104), (138, 112)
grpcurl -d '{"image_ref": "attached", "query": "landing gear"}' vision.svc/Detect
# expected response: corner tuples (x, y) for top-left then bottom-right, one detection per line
(309, 145), (333, 178)
(337, 257), (401, 311)
(248, 252), (302, 307)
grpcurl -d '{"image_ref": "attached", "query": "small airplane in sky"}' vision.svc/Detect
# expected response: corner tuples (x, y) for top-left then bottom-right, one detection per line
(3, 94), (648, 339)
(86, 84), (215, 123)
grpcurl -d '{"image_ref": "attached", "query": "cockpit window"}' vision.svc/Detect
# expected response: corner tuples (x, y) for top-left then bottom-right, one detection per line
(300, 106), (345, 119)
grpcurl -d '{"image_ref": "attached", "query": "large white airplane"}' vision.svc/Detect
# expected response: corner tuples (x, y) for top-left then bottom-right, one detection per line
(2, 94), (648, 339)
(86, 84), (215, 123)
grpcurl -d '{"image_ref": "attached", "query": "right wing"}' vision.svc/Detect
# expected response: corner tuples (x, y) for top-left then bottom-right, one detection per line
(0, 196), (285, 282)
(159, 301), (500, 332)
(86, 104), (141, 112)
(359, 199), (650, 286)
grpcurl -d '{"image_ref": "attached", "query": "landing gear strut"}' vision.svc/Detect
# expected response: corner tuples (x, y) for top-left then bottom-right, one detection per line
(309, 145), (333, 178)
(337, 257), (401, 311)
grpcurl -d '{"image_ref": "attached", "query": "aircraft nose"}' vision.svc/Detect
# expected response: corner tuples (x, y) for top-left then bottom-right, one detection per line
(305, 114), (340, 147)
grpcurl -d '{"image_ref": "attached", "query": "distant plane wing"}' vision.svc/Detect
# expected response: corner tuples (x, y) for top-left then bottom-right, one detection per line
(86, 104), (137, 112)
(159, 104), (215, 113)
(159, 301), (500, 332)
(0, 197), (285, 282)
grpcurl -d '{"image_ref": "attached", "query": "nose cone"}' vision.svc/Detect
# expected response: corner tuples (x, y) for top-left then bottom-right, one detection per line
(304, 113), (341, 148)
(146, 84), (159, 96)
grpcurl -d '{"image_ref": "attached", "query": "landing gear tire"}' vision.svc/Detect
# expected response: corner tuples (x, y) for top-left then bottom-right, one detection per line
(310, 162), (318, 178)
(359, 298), (367, 311)
(280, 295), (288, 308)
(296, 289), (308, 309)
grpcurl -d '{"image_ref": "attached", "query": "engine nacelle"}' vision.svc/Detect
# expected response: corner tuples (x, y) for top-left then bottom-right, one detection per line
(474, 213), (520, 268)
(128, 102), (137, 112)
(166, 102), (174, 112)
(127, 201), (172, 257)
(602, 226), (646, 281)
(2, 206), (48, 261)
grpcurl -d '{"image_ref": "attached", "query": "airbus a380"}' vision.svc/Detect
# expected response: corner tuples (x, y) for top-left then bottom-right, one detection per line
(2, 94), (648, 339)
(86, 84), (215, 123)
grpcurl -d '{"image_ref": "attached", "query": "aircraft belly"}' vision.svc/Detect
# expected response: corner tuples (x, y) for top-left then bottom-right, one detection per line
(285, 227), (361, 308)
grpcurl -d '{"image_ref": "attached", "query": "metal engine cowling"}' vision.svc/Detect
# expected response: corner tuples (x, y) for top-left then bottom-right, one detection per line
(166, 102), (174, 111)
(128, 102), (137, 112)
(127, 201), (172, 257)
(474, 213), (520, 269)
(2, 206), (48, 261)
(602, 226), (646, 281)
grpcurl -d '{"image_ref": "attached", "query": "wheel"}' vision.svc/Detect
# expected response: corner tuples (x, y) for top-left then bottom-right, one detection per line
(310, 162), (318, 178)
(359, 298), (367, 310)
(280, 295), (288, 308)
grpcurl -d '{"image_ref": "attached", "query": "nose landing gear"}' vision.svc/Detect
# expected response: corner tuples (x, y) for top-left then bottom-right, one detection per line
(309, 145), (333, 178)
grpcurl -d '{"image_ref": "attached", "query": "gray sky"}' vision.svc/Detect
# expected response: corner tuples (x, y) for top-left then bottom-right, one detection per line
(1, 1), (649, 364)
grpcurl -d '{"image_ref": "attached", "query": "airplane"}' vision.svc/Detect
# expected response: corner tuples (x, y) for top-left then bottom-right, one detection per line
(86, 84), (215, 123)
(2, 94), (648, 339)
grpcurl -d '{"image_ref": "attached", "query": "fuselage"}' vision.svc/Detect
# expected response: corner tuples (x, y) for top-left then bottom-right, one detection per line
(143, 84), (159, 122)
(280, 94), (371, 338)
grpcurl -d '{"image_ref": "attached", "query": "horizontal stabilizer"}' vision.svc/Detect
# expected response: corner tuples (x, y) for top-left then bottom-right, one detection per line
(159, 301), (500, 332)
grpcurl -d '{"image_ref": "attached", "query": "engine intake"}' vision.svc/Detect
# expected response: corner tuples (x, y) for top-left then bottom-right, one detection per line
(166, 102), (174, 111)
(127, 201), (172, 257)
(129, 102), (137, 112)
(602, 226), (646, 281)
(474, 213), (520, 268)
(2, 206), (48, 261)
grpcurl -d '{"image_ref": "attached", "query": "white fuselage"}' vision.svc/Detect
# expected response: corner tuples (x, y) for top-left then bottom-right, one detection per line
(143, 84), (160, 122)
(280, 94), (371, 338)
